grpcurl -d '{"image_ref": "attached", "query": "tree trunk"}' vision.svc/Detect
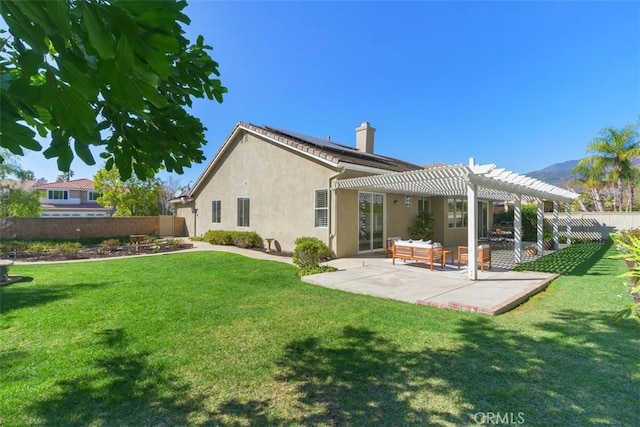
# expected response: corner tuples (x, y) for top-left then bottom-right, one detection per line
(592, 188), (604, 212)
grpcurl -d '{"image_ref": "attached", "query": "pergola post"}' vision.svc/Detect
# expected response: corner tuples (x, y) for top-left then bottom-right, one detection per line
(552, 201), (559, 250)
(536, 198), (544, 255)
(467, 180), (478, 280)
(566, 203), (572, 245)
(514, 195), (523, 264)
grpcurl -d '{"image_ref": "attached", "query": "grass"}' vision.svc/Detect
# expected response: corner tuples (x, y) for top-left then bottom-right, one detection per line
(1, 242), (638, 426)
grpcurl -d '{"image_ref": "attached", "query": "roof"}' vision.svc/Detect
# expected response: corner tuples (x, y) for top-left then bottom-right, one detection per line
(35, 178), (96, 191)
(188, 121), (422, 197)
(335, 160), (580, 203)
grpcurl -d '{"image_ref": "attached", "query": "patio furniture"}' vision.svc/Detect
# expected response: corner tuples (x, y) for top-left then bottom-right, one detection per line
(457, 244), (492, 272)
(385, 236), (402, 257)
(392, 240), (444, 271)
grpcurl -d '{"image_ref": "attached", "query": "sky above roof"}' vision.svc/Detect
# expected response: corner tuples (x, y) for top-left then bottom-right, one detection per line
(13, 1), (640, 187)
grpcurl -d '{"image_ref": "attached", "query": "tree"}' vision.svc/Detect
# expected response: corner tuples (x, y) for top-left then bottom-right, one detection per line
(56, 170), (75, 182)
(0, 0), (226, 180)
(575, 124), (640, 212)
(0, 187), (42, 217)
(93, 167), (161, 216)
(0, 148), (42, 218)
(571, 158), (605, 212)
(158, 176), (181, 215)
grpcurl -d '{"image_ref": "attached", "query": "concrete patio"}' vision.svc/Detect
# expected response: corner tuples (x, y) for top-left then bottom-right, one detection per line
(302, 249), (559, 315)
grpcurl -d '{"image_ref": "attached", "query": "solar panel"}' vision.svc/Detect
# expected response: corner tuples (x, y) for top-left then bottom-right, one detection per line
(264, 126), (399, 163)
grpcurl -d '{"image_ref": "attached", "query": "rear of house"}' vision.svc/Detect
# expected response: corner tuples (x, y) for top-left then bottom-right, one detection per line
(173, 121), (497, 257)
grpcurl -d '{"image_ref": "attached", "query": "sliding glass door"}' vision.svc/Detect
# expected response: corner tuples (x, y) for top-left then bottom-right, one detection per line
(358, 192), (384, 252)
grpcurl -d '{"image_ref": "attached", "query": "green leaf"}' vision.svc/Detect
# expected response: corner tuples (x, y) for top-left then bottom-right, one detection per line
(58, 57), (98, 100)
(74, 140), (96, 165)
(42, 0), (72, 38)
(115, 35), (135, 74)
(81, 3), (116, 59)
(15, 1), (58, 35)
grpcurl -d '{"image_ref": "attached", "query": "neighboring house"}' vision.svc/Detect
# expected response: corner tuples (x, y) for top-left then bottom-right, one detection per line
(34, 179), (114, 218)
(173, 121), (577, 258)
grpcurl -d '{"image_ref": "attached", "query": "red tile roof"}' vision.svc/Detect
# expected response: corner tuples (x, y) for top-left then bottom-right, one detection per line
(34, 178), (96, 190)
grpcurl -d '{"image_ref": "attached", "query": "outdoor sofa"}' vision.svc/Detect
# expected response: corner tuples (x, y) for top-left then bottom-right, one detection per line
(391, 240), (444, 271)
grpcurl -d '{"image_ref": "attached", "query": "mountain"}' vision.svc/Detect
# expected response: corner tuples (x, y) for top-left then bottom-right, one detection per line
(526, 160), (579, 187)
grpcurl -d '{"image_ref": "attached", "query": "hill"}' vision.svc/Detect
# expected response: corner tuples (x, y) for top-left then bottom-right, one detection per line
(526, 160), (579, 187)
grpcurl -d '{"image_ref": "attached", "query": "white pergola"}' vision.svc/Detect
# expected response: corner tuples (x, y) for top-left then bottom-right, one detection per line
(335, 158), (580, 280)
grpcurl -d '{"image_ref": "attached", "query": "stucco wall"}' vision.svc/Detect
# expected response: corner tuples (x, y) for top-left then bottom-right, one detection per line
(543, 211), (640, 240)
(188, 132), (334, 252)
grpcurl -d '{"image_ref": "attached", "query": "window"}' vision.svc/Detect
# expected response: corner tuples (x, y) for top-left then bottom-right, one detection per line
(315, 189), (328, 228)
(212, 200), (221, 223)
(404, 195), (412, 207)
(237, 197), (250, 227)
(88, 191), (101, 201)
(418, 197), (430, 214)
(48, 190), (68, 200)
(447, 197), (468, 228)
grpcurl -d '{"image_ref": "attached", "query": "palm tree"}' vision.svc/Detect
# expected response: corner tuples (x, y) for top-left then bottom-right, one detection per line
(571, 159), (605, 212)
(575, 124), (640, 212)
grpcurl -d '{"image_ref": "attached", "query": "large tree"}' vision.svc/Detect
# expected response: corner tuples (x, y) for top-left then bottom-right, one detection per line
(574, 123), (640, 211)
(0, 0), (226, 180)
(93, 166), (161, 216)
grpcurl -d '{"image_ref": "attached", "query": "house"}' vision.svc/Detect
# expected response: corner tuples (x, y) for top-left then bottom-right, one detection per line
(34, 179), (114, 217)
(173, 121), (578, 265)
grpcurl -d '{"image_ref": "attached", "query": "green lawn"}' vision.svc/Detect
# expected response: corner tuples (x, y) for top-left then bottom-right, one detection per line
(1, 243), (637, 426)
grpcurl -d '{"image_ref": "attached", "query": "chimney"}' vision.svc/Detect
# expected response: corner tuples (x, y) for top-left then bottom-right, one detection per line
(355, 121), (375, 153)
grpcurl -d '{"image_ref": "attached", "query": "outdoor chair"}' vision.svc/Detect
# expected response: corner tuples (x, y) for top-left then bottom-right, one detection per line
(457, 244), (492, 272)
(385, 236), (402, 257)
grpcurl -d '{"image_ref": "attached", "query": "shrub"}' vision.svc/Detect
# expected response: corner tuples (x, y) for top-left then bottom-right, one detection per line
(407, 211), (434, 241)
(231, 231), (263, 248)
(203, 230), (234, 245)
(202, 230), (264, 249)
(610, 234), (640, 322)
(25, 242), (49, 256)
(99, 239), (121, 252)
(53, 242), (82, 259)
(293, 237), (331, 269)
(297, 265), (337, 277)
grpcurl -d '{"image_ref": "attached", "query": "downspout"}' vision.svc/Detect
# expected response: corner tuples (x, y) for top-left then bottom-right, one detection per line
(328, 166), (346, 257)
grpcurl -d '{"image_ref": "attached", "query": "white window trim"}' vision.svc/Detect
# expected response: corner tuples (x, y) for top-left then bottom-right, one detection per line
(237, 197), (250, 227)
(314, 189), (329, 228)
(48, 190), (68, 200)
(448, 197), (468, 228)
(212, 200), (221, 223)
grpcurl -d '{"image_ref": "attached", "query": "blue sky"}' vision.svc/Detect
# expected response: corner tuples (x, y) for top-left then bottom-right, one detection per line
(15, 1), (640, 186)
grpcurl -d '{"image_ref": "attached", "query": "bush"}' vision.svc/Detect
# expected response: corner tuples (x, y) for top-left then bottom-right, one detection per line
(407, 211), (434, 241)
(293, 237), (331, 269)
(25, 242), (49, 256)
(297, 265), (337, 277)
(52, 242), (82, 259)
(203, 230), (234, 245)
(202, 230), (264, 249)
(232, 231), (263, 248)
(610, 233), (640, 322)
(99, 239), (121, 252)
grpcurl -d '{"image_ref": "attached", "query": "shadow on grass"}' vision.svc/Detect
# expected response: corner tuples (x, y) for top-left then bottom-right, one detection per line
(211, 315), (637, 426)
(514, 242), (613, 276)
(0, 281), (108, 315)
(31, 328), (209, 426)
